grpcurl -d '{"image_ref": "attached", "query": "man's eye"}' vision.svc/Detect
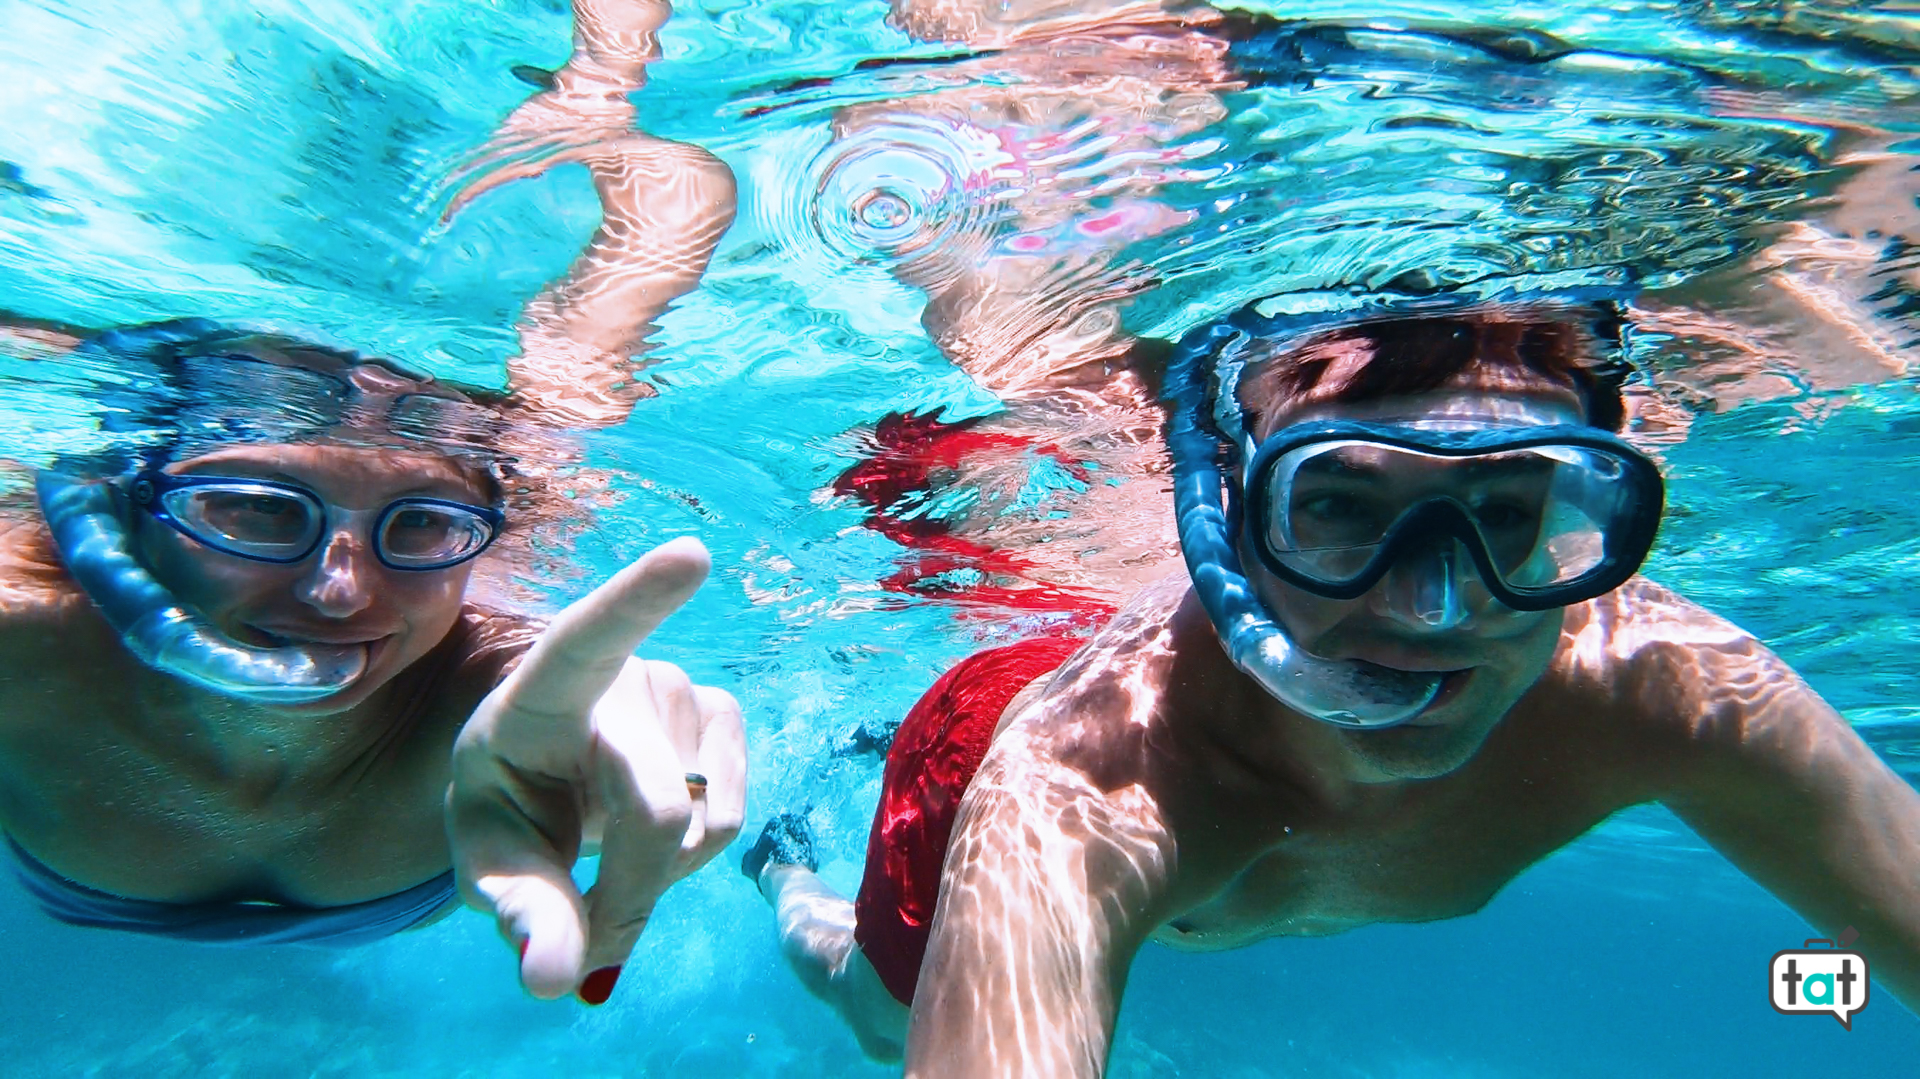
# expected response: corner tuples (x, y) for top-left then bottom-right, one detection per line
(1473, 501), (1538, 530)
(1298, 493), (1365, 520)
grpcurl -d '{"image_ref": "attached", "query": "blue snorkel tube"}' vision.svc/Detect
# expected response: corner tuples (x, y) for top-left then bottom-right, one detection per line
(1166, 312), (1440, 728)
(36, 475), (368, 703)
(32, 319), (366, 704)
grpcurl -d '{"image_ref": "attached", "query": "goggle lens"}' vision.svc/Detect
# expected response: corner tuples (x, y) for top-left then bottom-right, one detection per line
(1261, 440), (1646, 596)
(151, 478), (499, 569)
(377, 502), (498, 567)
(162, 483), (323, 559)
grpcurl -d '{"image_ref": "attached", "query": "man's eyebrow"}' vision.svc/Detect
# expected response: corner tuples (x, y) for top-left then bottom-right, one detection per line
(1295, 456), (1387, 481)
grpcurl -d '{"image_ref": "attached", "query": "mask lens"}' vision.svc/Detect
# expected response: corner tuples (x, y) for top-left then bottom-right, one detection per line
(1263, 441), (1428, 583)
(1503, 447), (1631, 591)
(1262, 439), (1648, 595)
(377, 501), (496, 567)
(164, 483), (322, 559)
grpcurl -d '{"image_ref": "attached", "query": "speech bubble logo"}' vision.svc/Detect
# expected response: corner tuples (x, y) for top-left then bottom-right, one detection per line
(1771, 938), (1869, 1029)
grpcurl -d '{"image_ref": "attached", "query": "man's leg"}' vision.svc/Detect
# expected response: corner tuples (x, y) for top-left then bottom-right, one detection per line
(748, 815), (910, 1063)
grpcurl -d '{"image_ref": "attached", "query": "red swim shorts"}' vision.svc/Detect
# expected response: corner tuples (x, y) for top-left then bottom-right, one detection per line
(851, 635), (1085, 1006)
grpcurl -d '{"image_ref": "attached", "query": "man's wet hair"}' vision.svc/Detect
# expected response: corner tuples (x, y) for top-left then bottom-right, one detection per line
(1238, 304), (1631, 433)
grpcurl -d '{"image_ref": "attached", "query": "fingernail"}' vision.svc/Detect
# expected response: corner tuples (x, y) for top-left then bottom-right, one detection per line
(578, 965), (622, 1006)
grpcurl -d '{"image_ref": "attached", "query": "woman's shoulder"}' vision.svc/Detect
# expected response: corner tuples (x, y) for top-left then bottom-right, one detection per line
(0, 512), (88, 625)
(453, 602), (544, 676)
(423, 601), (544, 707)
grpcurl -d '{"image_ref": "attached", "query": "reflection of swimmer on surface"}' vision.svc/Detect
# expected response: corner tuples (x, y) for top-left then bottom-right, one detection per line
(757, 300), (1920, 1069)
(822, 0), (1920, 613)
(0, 0), (742, 1008)
(444, 0), (737, 429)
(815, 1), (1247, 615)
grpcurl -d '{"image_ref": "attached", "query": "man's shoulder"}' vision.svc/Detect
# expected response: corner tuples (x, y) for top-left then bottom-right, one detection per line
(1547, 575), (1798, 738)
(1557, 575), (1759, 678)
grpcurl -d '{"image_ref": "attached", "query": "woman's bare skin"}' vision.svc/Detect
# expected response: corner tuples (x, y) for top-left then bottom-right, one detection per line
(0, 462), (522, 905)
(0, 0), (744, 1003)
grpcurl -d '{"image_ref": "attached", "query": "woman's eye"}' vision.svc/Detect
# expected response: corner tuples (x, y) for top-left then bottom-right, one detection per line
(391, 508), (461, 534)
(193, 491), (311, 541)
(202, 493), (298, 519)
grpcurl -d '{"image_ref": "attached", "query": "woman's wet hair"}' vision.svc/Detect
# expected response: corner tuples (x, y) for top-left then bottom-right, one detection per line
(73, 319), (507, 493)
(55, 319), (611, 596)
(1237, 304), (1631, 434)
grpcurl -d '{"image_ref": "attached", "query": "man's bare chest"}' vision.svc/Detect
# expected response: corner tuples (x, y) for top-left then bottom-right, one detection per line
(1151, 761), (1631, 949)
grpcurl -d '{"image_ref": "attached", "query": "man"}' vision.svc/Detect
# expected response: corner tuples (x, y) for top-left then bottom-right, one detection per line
(749, 298), (1920, 1072)
(1, 320), (745, 1009)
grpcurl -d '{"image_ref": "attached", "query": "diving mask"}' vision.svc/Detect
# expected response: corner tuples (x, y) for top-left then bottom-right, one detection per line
(1242, 416), (1664, 618)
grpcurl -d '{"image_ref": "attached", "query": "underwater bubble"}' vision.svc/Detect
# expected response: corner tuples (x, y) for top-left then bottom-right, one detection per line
(854, 190), (912, 232)
(776, 112), (1015, 283)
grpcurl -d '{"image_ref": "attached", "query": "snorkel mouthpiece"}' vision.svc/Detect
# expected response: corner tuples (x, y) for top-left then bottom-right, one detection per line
(1168, 320), (1439, 729)
(36, 473), (366, 703)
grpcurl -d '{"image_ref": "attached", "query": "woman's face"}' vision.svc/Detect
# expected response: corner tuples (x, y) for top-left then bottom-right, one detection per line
(133, 442), (494, 714)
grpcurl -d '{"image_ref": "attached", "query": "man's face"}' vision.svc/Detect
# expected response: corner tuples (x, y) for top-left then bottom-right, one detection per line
(1242, 370), (1585, 780)
(133, 443), (491, 714)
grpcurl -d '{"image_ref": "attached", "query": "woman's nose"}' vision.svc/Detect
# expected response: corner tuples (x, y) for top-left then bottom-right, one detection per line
(296, 527), (376, 618)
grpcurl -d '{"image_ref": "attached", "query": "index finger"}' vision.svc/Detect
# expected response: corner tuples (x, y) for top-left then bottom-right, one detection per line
(504, 537), (711, 719)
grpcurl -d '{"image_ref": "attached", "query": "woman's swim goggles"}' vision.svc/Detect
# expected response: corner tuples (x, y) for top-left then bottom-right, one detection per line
(1241, 419), (1664, 618)
(39, 320), (512, 704)
(131, 471), (504, 571)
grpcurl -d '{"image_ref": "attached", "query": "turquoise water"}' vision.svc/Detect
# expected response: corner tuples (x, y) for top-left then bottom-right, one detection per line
(1, 0), (1918, 1074)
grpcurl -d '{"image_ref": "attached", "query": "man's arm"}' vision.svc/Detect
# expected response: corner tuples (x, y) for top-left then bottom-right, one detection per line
(905, 729), (1177, 1078)
(1655, 635), (1920, 1011)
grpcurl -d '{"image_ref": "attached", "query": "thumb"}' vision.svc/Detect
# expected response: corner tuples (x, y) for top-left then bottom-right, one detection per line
(474, 870), (590, 1000)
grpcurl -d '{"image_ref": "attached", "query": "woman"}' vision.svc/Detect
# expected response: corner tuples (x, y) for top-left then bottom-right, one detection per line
(0, 0), (743, 1007)
(1, 318), (743, 1008)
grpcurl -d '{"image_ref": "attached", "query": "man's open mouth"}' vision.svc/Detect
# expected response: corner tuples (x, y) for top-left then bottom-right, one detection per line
(1406, 668), (1474, 722)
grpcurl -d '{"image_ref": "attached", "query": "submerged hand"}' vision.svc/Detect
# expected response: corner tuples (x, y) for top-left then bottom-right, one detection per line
(447, 536), (746, 1002)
